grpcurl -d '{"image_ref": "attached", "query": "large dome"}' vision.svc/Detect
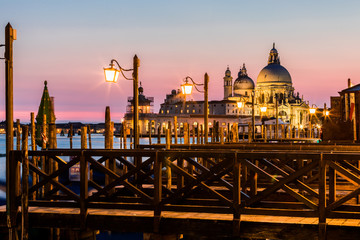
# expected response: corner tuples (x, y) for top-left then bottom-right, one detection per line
(256, 43), (292, 85)
(257, 64), (292, 85)
(233, 64), (255, 91)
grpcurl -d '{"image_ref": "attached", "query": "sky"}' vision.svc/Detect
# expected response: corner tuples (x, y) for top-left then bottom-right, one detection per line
(0, 0), (360, 123)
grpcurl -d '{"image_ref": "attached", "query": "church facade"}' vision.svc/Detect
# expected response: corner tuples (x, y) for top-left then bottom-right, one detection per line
(126, 44), (310, 135)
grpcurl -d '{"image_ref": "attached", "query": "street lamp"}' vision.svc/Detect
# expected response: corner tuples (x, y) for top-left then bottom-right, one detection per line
(309, 104), (317, 138)
(237, 100), (245, 109)
(260, 106), (267, 139)
(181, 74), (209, 143)
(104, 55), (140, 148)
(260, 106), (267, 113)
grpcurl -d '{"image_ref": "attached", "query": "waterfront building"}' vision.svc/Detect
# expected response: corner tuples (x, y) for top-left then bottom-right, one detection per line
(126, 44), (311, 135)
(325, 78), (360, 141)
(124, 82), (157, 135)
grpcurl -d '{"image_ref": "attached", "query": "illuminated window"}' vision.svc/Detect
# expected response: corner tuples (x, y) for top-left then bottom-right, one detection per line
(192, 110), (195, 113)
(187, 110), (189, 113)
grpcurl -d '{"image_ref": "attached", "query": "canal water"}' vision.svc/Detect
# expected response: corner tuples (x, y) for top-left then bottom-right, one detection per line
(0, 134), (167, 203)
(0, 134), (168, 239)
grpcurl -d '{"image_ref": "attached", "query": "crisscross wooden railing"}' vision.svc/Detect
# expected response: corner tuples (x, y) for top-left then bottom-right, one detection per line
(6, 148), (360, 238)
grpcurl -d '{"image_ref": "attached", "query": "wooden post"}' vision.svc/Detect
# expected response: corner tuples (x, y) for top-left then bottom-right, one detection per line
(69, 124), (73, 149)
(184, 123), (189, 145)
(281, 124), (285, 140)
(174, 116), (178, 144)
(319, 154), (327, 240)
(81, 126), (87, 149)
(264, 125), (267, 142)
(233, 153), (241, 236)
(269, 124), (272, 139)
(197, 125), (200, 144)
(49, 97), (58, 199)
(43, 114), (51, 194)
(30, 112), (37, 200)
(148, 121), (152, 145)
(211, 120), (216, 143)
(248, 123), (252, 143)
(80, 127), (88, 230)
(204, 73), (209, 144)
(16, 119), (21, 150)
(232, 123), (237, 143)
(200, 124), (204, 144)
(329, 164), (336, 204)
(21, 126), (29, 240)
(220, 127), (224, 144)
(167, 121), (172, 144)
(192, 125), (195, 144)
(105, 107), (111, 189)
(157, 125), (161, 144)
(87, 125), (92, 149)
(5, 23), (16, 240)
(154, 152), (162, 233)
(122, 121), (128, 175)
(165, 129), (171, 190)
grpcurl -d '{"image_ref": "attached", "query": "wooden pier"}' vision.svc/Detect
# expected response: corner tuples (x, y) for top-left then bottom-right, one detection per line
(2, 145), (360, 239)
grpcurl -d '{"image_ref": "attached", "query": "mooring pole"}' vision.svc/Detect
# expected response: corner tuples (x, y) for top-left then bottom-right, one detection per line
(4, 22), (17, 240)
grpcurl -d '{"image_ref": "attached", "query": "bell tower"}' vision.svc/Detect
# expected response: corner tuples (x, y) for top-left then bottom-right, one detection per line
(223, 66), (233, 99)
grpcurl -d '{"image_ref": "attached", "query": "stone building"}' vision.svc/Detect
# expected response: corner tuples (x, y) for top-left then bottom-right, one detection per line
(126, 44), (311, 135)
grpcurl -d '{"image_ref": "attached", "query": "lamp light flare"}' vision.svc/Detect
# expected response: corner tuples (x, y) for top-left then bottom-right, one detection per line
(237, 101), (244, 108)
(104, 65), (120, 83)
(181, 83), (193, 95)
(260, 106), (267, 113)
(309, 108), (316, 114)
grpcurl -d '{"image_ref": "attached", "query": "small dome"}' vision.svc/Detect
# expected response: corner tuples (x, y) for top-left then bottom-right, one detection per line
(225, 66), (231, 77)
(233, 64), (255, 91)
(171, 89), (177, 95)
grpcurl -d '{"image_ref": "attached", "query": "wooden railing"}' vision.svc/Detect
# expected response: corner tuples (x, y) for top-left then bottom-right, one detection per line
(7, 148), (360, 238)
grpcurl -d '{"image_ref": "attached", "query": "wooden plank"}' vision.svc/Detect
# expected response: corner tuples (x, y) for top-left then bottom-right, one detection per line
(326, 186), (360, 211)
(245, 159), (318, 210)
(165, 159), (233, 206)
(259, 158), (319, 198)
(328, 160), (360, 185)
(28, 161), (80, 202)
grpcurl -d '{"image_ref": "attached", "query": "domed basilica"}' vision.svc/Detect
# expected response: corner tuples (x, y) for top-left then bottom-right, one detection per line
(139, 43), (311, 135)
(223, 43), (309, 126)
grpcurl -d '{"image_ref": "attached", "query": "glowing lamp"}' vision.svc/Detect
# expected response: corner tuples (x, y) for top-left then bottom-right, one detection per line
(181, 83), (193, 95)
(104, 64), (120, 83)
(300, 125), (303, 129)
(260, 106), (267, 113)
(309, 108), (316, 114)
(324, 110), (329, 116)
(237, 101), (244, 108)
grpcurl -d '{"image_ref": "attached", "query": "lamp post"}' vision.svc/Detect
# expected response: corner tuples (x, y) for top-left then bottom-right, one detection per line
(275, 95), (279, 139)
(104, 55), (140, 148)
(251, 91), (255, 142)
(2, 22), (17, 240)
(181, 73), (209, 144)
(260, 106), (267, 139)
(309, 104), (317, 138)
